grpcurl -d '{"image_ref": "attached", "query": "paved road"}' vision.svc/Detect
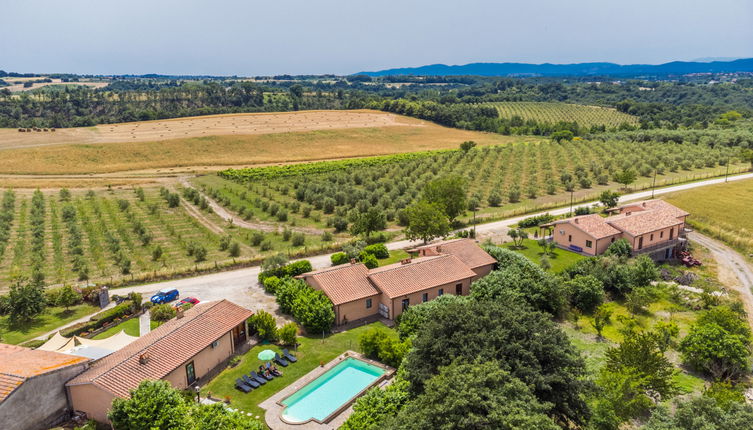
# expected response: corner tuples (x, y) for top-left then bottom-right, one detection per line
(689, 232), (753, 329)
(44, 171), (753, 336)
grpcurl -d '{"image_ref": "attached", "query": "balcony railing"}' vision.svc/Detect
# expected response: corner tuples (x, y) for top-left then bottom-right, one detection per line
(633, 238), (683, 255)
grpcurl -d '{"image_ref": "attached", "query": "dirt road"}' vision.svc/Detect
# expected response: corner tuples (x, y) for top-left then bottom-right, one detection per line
(689, 232), (753, 329)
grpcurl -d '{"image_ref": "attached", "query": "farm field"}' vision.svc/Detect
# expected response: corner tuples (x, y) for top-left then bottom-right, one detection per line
(664, 178), (753, 260)
(0, 110), (535, 176)
(202, 140), (746, 235)
(485, 102), (640, 128)
(0, 186), (343, 293)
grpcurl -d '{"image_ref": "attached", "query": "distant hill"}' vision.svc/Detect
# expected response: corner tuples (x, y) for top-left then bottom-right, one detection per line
(359, 58), (753, 77)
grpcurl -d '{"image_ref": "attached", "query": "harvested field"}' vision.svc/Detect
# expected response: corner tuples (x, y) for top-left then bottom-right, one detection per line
(3, 79), (108, 93)
(0, 110), (413, 150)
(0, 111), (536, 175)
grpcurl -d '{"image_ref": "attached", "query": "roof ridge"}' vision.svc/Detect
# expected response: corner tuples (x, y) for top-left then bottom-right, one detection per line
(90, 300), (224, 384)
(368, 254), (452, 276)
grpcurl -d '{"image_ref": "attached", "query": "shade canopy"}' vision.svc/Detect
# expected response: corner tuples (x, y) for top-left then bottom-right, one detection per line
(257, 349), (276, 361)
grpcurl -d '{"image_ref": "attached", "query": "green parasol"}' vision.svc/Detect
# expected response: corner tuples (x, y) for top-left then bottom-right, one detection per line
(257, 349), (276, 361)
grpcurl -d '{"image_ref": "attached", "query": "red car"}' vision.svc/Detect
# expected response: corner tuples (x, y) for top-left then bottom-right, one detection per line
(174, 297), (200, 308)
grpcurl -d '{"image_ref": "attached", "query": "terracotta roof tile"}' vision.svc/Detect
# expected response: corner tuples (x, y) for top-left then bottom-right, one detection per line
(408, 239), (497, 270)
(555, 214), (621, 239)
(368, 255), (477, 299)
(0, 343), (89, 402)
(305, 264), (380, 305)
(607, 210), (683, 236)
(66, 300), (252, 398)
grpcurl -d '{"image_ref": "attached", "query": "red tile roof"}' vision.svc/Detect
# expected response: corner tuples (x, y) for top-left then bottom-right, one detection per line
(368, 255), (477, 299)
(607, 210), (683, 237)
(66, 300), (252, 398)
(0, 343), (89, 402)
(555, 214), (621, 239)
(304, 263), (380, 305)
(408, 238), (497, 270)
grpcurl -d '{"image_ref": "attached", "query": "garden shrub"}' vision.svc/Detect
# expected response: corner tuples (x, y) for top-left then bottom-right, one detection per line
(150, 304), (177, 322)
(361, 254), (379, 269)
(330, 252), (349, 266)
(277, 322), (298, 346)
(250, 310), (277, 341)
(363, 243), (389, 259)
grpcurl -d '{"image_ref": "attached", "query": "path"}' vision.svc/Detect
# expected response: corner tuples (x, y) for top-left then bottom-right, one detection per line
(689, 232), (753, 330)
(139, 312), (152, 336)
(32, 301), (115, 341)
(39, 172), (753, 336)
(178, 177), (324, 235)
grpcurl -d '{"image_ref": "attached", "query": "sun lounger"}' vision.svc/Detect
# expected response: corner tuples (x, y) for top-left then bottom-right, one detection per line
(243, 374), (261, 388)
(250, 371), (268, 384)
(235, 378), (252, 393)
(282, 349), (297, 363)
(266, 362), (282, 376)
(274, 353), (289, 367)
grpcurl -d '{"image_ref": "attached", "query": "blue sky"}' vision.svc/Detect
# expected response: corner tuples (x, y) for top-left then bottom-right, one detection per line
(2, 0), (751, 75)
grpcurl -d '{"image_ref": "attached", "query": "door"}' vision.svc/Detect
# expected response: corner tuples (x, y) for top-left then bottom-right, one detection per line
(669, 228), (674, 240)
(232, 323), (246, 348)
(186, 361), (196, 385)
(455, 283), (463, 295)
(638, 237), (643, 250)
(401, 298), (410, 311)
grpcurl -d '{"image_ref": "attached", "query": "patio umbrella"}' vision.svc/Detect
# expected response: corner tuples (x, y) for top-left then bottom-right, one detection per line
(257, 349), (276, 361)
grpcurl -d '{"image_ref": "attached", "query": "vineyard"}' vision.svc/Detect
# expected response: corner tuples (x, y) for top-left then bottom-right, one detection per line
(0, 187), (336, 291)
(485, 102), (640, 128)
(204, 139), (745, 234)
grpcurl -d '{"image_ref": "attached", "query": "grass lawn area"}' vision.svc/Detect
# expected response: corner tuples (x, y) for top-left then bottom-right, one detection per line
(203, 322), (394, 418)
(92, 317), (160, 339)
(0, 303), (99, 345)
(378, 249), (410, 266)
(502, 238), (585, 272)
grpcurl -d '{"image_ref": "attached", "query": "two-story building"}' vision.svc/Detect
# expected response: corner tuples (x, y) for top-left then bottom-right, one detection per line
(298, 239), (496, 325)
(546, 199), (689, 260)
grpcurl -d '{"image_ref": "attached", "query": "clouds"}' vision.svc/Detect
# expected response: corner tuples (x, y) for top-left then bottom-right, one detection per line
(1, 0), (751, 75)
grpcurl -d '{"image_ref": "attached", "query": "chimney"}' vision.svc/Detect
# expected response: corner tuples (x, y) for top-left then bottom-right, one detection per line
(436, 245), (442, 253)
(626, 211), (632, 216)
(574, 218), (579, 224)
(642, 202), (647, 207)
(139, 353), (151, 365)
(176, 308), (184, 319)
(401, 258), (412, 265)
(350, 258), (357, 265)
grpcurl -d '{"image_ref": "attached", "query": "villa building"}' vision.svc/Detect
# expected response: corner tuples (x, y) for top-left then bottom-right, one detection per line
(546, 199), (689, 260)
(66, 300), (252, 423)
(299, 239), (496, 325)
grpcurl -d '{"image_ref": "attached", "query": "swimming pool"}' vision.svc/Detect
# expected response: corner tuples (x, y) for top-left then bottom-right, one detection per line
(280, 357), (387, 424)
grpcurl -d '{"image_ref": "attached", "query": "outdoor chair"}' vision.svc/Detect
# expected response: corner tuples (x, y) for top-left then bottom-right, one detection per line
(274, 353), (289, 367)
(266, 362), (283, 376)
(235, 378), (252, 393)
(250, 371), (268, 384)
(282, 349), (298, 363)
(243, 374), (261, 388)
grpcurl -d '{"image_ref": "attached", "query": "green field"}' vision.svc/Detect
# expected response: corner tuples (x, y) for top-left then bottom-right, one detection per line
(502, 239), (585, 272)
(91, 317), (160, 339)
(202, 322), (392, 417)
(207, 140), (745, 235)
(0, 303), (98, 345)
(485, 102), (639, 128)
(0, 187), (339, 292)
(664, 178), (753, 260)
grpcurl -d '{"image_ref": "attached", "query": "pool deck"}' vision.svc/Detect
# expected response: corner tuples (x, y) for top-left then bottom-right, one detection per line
(260, 351), (394, 430)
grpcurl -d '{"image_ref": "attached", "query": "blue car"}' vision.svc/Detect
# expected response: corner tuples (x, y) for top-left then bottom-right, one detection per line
(150, 288), (179, 304)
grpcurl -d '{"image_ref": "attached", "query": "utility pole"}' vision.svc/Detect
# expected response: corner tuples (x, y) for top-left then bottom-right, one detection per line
(569, 190), (574, 217)
(725, 158), (730, 182)
(651, 169), (657, 198)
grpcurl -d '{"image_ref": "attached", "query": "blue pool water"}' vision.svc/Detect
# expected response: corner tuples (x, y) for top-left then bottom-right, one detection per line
(281, 357), (385, 423)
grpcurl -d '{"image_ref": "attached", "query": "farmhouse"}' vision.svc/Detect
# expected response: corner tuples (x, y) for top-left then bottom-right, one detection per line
(66, 300), (252, 423)
(0, 344), (90, 430)
(299, 239), (495, 324)
(546, 199), (689, 259)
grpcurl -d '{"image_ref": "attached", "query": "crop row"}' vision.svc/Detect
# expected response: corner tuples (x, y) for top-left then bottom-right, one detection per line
(485, 102), (640, 128)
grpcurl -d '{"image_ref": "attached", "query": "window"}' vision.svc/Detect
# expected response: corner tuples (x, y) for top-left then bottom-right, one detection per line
(401, 298), (410, 310)
(186, 361), (196, 385)
(568, 235), (572, 242)
(422, 293), (428, 303)
(456, 283), (463, 295)
(650, 233), (654, 241)
(660, 231), (664, 239)
(585, 240), (593, 248)
(211, 340), (219, 349)
(366, 298), (372, 309)
(438, 288), (444, 296)
(611, 237), (615, 243)
(638, 237), (644, 250)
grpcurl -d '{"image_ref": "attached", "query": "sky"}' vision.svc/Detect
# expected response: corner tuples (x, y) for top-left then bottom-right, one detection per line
(2, 0), (752, 76)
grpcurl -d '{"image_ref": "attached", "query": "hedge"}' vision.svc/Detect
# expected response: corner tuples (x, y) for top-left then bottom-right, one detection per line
(60, 301), (135, 337)
(363, 243), (389, 259)
(258, 260), (313, 285)
(518, 213), (556, 228)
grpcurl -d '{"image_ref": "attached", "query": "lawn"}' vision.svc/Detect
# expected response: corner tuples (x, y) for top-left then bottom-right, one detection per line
(0, 303), (99, 345)
(91, 317), (159, 339)
(377, 249), (410, 266)
(502, 238), (585, 272)
(664, 177), (753, 261)
(203, 322), (393, 418)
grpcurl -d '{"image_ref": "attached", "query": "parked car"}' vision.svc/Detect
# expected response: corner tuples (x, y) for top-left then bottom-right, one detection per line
(150, 288), (179, 304)
(174, 297), (200, 308)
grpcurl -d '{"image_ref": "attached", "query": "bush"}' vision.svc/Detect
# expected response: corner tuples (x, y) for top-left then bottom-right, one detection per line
(228, 242), (241, 257)
(518, 213), (555, 228)
(278, 322), (298, 346)
(262, 276), (282, 294)
(291, 233), (306, 247)
(363, 243), (389, 259)
(150, 304), (177, 322)
(250, 231), (264, 246)
(359, 327), (410, 368)
(275, 278), (309, 314)
(566, 275), (604, 313)
(291, 287), (335, 334)
(605, 238), (632, 258)
(361, 254), (379, 269)
(331, 252), (349, 266)
(250, 310), (277, 341)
